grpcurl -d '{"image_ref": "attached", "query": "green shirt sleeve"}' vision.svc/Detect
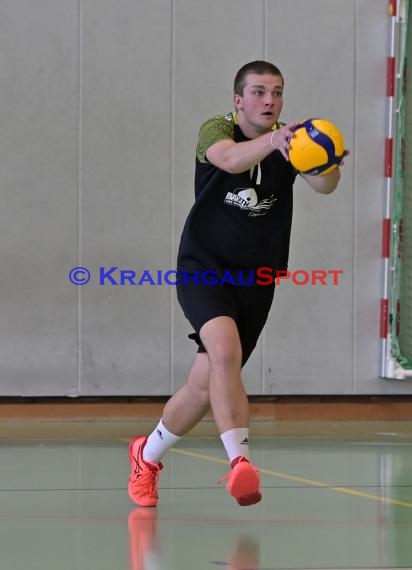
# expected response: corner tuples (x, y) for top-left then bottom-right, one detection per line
(196, 114), (235, 163)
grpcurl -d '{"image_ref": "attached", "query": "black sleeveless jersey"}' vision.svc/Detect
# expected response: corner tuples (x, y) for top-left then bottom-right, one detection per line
(177, 112), (297, 283)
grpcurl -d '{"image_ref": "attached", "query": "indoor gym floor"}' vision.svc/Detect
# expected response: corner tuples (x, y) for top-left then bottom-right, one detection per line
(1, 420), (412, 570)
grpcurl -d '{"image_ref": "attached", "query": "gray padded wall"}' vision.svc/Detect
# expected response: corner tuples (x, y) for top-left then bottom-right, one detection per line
(1, 1), (79, 395)
(2, 0), (410, 395)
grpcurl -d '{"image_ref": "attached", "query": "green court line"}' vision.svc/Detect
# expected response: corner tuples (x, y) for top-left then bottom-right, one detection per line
(170, 448), (412, 510)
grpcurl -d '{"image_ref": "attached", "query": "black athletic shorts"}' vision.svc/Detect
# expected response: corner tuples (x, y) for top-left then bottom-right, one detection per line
(176, 280), (275, 367)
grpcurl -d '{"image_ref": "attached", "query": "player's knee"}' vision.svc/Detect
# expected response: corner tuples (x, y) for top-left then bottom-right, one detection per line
(200, 317), (242, 370)
(208, 341), (242, 371)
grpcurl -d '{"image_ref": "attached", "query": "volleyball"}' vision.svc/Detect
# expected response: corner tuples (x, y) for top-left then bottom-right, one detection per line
(288, 118), (345, 176)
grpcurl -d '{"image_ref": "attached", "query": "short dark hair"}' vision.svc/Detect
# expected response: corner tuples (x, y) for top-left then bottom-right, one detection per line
(234, 61), (284, 95)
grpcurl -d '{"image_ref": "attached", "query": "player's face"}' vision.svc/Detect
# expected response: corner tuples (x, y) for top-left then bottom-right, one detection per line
(234, 73), (284, 137)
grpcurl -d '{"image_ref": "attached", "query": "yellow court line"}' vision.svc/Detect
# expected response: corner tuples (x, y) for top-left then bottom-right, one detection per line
(170, 448), (412, 510)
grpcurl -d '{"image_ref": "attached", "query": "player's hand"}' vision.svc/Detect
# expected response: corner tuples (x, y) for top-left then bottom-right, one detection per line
(270, 122), (301, 161)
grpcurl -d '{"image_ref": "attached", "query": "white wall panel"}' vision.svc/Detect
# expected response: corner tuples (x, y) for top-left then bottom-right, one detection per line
(80, 1), (172, 395)
(0, 0), (78, 395)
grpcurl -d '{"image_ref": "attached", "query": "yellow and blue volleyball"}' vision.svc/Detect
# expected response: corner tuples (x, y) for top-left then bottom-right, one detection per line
(288, 118), (345, 176)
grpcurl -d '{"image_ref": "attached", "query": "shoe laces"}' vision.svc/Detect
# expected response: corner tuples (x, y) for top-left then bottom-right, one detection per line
(130, 468), (160, 493)
(218, 471), (230, 485)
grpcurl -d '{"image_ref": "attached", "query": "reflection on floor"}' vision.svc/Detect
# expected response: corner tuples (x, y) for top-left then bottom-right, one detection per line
(0, 424), (412, 569)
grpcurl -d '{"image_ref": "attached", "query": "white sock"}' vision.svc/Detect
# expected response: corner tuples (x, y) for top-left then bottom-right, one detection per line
(143, 419), (181, 464)
(220, 428), (250, 463)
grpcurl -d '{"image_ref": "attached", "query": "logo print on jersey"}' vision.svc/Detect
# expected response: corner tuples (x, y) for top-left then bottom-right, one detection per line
(224, 187), (277, 217)
(237, 188), (258, 207)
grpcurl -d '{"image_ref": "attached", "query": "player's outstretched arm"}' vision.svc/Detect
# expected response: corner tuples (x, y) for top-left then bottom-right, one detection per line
(206, 123), (298, 174)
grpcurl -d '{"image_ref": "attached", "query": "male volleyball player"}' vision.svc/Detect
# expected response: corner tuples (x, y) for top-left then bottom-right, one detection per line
(128, 61), (345, 507)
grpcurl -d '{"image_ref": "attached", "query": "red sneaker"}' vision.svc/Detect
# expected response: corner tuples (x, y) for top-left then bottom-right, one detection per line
(220, 457), (262, 506)
(128, 436), (163, 507)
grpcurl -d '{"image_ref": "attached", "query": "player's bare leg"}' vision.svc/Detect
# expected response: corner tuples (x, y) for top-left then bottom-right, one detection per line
(199, 316), (248, 433)
(162, 352), (211, 435)
(200, 316), (261, 506)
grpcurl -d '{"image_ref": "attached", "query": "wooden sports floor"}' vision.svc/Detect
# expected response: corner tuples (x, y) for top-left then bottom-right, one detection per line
(1, 421), (412, 570)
